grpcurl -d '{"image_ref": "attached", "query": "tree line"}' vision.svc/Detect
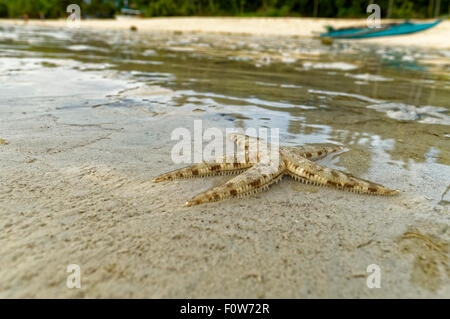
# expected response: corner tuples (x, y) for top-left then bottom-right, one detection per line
(0, 0), (448, 19)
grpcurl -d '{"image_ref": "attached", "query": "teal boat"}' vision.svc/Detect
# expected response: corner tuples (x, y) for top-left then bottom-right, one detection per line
(320, 19), (442, 39)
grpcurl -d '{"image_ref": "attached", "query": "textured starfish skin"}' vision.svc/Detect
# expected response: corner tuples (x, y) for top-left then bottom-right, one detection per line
(153, 134), (400, 206)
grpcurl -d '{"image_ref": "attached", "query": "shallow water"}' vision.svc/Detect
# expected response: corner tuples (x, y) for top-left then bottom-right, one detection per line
(1, 24), (449, 205)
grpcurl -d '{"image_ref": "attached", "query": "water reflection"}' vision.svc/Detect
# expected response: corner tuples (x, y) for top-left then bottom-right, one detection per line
(0, 24), (449, 203)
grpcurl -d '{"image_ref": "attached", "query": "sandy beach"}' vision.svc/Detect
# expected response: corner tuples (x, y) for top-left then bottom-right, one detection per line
(1, 96), (448, 298)
(0, 18), (449, 298)
(1, 17), (450, 49)
(1, 90), (449, 298)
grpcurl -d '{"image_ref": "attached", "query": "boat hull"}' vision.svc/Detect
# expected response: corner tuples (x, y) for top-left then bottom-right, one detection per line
(320, 19), (442, 39)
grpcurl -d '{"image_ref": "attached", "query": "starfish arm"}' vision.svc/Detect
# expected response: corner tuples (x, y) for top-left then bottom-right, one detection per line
(281, 148), (399, 196)
(153, 155), (252, 182)
(185, 161), (286, 206)
(282, 145), (344, 161)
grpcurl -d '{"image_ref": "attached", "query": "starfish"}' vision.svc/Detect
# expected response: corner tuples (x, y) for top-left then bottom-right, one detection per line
(153, 133), (399, 206)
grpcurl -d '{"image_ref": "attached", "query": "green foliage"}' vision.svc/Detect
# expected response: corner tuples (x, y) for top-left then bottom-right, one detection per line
(146, 0), (195, 16)
(0, 0), (8, 17)
(390, 0), (415, 19)
(1, 0), (72, 18)
(0, 0), (448, 19)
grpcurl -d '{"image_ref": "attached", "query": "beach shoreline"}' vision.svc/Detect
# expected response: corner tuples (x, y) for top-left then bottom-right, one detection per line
(1, 17), (449, 49)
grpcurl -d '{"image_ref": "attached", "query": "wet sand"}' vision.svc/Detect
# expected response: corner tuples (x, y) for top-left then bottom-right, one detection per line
(0, 88), (448, 298)
(1, 17), (449, 49)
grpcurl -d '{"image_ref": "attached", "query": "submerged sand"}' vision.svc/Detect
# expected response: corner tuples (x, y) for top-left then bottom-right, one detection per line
(1, 17), (449, 49)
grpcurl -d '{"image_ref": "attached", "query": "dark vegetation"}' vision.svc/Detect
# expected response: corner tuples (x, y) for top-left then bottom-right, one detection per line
(0, 0), (448, 19)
